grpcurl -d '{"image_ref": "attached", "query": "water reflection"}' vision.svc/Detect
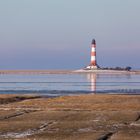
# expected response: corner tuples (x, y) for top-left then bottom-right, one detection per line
(0, 73), (140, 95)
(86, 73), (133, 93)
(86, 73), (97, 93)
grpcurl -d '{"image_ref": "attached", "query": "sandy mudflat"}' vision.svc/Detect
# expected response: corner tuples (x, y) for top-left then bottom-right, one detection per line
(0, 94), (139, 140)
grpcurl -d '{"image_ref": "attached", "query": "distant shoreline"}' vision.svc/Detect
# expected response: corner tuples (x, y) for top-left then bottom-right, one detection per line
(0, 69), (140, 74)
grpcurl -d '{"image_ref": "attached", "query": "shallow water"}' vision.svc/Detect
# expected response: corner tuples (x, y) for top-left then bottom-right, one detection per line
(0, 73), (140, 96)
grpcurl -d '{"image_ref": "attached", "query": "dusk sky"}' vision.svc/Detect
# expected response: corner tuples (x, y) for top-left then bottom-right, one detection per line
(0, 0), (140, 69)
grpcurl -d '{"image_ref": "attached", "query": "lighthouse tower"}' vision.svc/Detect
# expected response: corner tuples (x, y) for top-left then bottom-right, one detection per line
(85, 39), (99, 70)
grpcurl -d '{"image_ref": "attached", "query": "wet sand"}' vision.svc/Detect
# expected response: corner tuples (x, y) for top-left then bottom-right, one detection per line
(0, 94), (139, 140)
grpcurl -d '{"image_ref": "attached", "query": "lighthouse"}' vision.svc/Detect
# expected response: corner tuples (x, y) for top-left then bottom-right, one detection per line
(85, 39), (99, 70)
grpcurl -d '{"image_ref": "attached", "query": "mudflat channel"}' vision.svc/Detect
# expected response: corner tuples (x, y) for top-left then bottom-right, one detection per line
(0, 94), (139, 140)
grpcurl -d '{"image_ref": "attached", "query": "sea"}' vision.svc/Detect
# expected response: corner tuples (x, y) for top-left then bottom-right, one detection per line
(0, 73), (140, 96)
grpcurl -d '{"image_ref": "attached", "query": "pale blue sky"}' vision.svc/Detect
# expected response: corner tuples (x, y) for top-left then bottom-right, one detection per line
(0, 0), (140, 69)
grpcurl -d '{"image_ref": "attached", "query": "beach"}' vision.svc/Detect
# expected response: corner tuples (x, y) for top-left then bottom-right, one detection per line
(0, 94), (139, 140)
